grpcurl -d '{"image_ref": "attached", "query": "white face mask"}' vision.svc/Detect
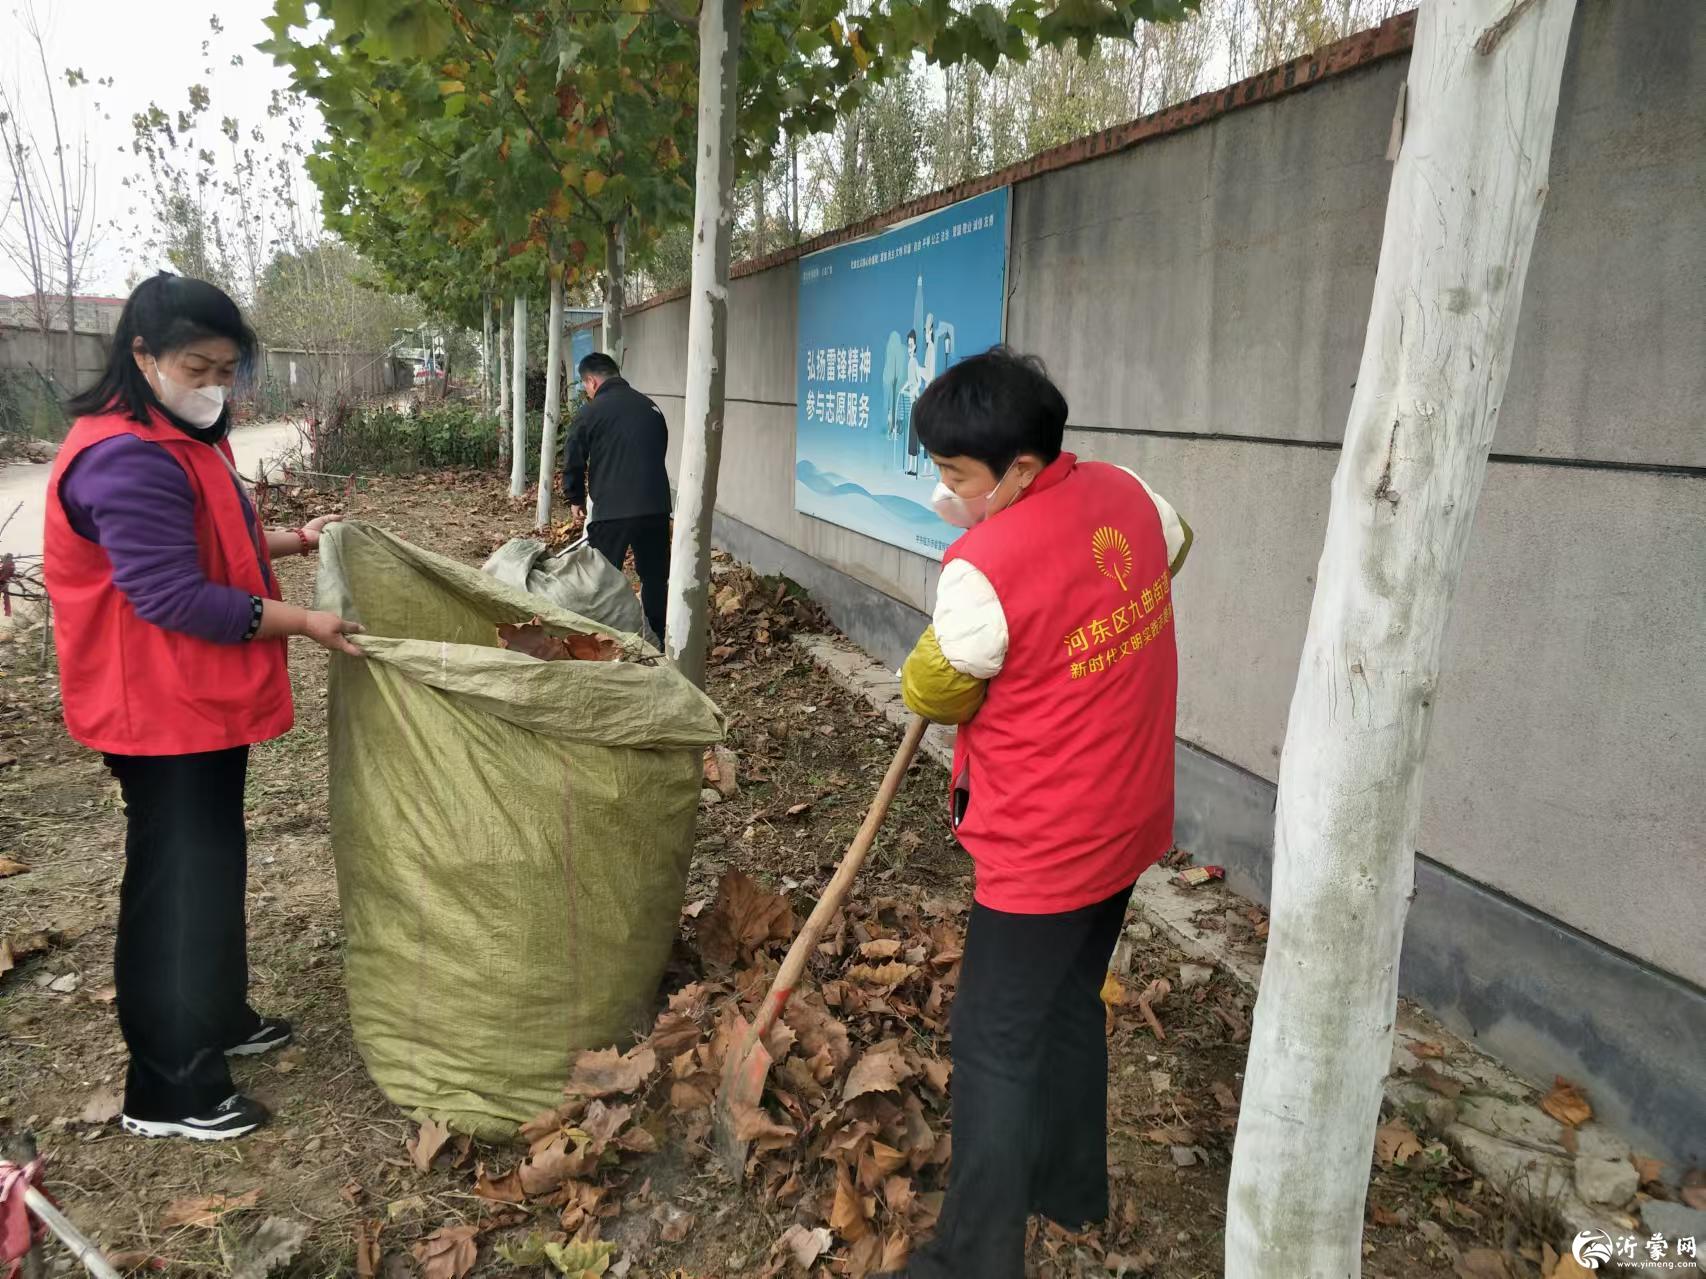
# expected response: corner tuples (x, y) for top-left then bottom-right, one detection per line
(930, 463), (1016, 530)
(152, 358), (227, 428)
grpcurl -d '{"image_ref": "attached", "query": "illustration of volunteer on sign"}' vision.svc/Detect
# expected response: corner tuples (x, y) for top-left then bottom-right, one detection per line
(883, 275), (961, 477)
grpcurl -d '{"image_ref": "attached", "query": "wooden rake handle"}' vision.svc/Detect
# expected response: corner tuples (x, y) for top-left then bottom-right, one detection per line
(745, 714), (930, 1045)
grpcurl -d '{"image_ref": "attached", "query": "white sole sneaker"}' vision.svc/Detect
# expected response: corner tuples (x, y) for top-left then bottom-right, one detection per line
(226, 1018), (293, 1057)
(122, 1095), (268, 1141)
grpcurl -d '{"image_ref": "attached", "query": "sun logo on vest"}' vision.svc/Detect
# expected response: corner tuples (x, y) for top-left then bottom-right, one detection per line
(1092, 526), (1133, 591)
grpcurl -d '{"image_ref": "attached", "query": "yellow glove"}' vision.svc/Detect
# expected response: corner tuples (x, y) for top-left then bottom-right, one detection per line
(901, 625), (986, 725)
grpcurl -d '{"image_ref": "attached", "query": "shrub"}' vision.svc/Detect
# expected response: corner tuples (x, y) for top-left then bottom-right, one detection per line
(302, 399), (513, 477)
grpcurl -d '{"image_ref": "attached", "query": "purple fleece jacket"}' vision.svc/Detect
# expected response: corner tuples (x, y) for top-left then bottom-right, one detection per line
(59, 436), (270, 644)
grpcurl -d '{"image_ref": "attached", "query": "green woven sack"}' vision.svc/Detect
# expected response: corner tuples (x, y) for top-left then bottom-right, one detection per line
(315, 521), (724, 1138)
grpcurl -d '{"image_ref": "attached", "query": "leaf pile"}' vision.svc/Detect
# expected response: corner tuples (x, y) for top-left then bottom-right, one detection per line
(538, 512), (588, 550)
(408, 871), (962, 1277)
(707, 553), (827, 667)
(496, 617), (623, 663)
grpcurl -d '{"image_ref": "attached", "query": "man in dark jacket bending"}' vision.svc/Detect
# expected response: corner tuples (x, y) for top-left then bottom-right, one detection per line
(563, 352), (672, 642)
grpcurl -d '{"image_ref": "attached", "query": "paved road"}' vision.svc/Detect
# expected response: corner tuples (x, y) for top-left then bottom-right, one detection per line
(0, 418), (305, 560)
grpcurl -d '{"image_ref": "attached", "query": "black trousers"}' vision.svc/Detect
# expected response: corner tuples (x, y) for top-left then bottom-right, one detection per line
(911, 883), (1135, 1279)
(105, 747), (260, 1119)
(587, 514), (671, 644)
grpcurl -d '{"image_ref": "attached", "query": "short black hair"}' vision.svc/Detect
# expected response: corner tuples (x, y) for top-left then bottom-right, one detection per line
(66, 272), (256, 423)
(577, 352), (620, 380)
(912, 347), (1067, 475)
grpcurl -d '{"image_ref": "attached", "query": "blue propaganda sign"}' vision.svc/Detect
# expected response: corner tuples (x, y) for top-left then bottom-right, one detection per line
(567, 310), (601, 372)
(794, 187), (1009, 558)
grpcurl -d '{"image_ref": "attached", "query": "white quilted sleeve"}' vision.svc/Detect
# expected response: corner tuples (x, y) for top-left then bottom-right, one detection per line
(1116, 465), (1188, 569)
(933, 559), (1009, 680)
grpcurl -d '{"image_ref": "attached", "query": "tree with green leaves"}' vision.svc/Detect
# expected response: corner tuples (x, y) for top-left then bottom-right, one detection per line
(263, 0), (1202, 669)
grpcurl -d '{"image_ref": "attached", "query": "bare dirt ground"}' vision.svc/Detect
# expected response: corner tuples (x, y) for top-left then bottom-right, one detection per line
(1, 469), (1561, 1278)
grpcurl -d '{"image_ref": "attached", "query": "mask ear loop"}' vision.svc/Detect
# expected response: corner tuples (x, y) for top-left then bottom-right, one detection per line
(988, 462), (1022, 516)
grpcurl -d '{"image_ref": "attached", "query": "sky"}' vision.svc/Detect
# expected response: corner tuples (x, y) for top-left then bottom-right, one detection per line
(0, 0), (316, 296)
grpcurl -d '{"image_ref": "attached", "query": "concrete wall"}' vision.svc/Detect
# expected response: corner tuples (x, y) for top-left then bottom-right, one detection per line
(625, 0), (1706, 1165)
(0, 326), (109, 391)
(260, 348), (408, 403)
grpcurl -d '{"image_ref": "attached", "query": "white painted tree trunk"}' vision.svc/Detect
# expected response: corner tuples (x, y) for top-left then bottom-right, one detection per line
(603, 218), (627, 365)
(498, 302), (511, 425)
(536, 271), (565, 530)
(1224, 1), (1577, 1274)
(663, 0), (741, 687)
(481, 293), (495, 412)
(510, 293), (528, 499)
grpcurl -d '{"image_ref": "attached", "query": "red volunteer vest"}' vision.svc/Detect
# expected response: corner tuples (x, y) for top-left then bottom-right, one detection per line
(43, 408), (293, 755)
(945, 454), (1178, 914)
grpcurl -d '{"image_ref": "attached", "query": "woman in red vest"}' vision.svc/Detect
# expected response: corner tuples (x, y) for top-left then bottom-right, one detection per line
(894, 350), (1193, 1279)
(43, 273), (361, 1141)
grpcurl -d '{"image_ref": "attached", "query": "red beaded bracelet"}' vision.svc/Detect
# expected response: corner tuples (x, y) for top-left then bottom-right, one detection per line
(295, 527), (312, 556)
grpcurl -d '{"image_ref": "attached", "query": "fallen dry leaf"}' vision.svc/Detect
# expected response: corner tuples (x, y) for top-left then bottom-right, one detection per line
(654, 1203), (695, 1243)
(844, 1043), (913, 1102)
(1105, 1252), (1158, 1276)
(472, 1164), (526, 1204)
(775, 1223), (833, 1269)
(697, 870), (796, 968)
(273, 1046), (305, 1075)
(162, 1188), (262, 1230)
(1540, 1076), (1593, 1128)
(1374, 1121), (1423, 1169)
(80, 1084), (122, 1125)
(731, 1100), (797, 1144)
(830, 1166), (870, 1242)
(354, 1221), (382, 1279)
(1415, 1064), (1465, 1099)
(1680, 1169), (1706, 1210)
(496, 617), (622, 662)
(920, 1057), (951, 1093)
(879, 1231), (910, 1271)
(229, 1216), (309, 1279)
(1136, 977), (1170, 1040)
(407, 1119), (452, 1172)
(845, 962), (917, 990)
(785, 801), (812, 818)
(1411, 1040), (1449, 1060)
(412, 1223), (478, 1279)
(1550, 1257), (1595, 1279)
(568, 1044), (658, 1097)
(1368, 1203), (1405, 1228)
(0, 856), (29, 877)
(1631, 1154), (1665, 1188)
(702, 746), (739, 798)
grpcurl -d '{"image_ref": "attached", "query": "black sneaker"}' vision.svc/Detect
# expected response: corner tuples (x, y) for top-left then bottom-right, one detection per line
(227, 1016), (293, 1057)
(122, 1093), (270, 1141)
